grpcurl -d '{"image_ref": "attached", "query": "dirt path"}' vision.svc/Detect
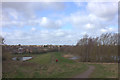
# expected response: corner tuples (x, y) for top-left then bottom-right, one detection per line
(74, 65), (95, 78)
(51, 53), (55, 64)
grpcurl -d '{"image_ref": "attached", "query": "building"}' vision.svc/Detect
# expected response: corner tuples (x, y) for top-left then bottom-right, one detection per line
(18, 47), (24, 53)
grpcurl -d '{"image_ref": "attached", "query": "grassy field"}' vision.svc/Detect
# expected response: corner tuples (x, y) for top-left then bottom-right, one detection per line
(2, 52), (118, 78)
(3, 52), (88, 78)
(88, 63), (118, 78)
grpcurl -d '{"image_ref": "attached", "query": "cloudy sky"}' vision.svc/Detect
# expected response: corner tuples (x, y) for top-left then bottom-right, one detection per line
(2, 2), (118, 45)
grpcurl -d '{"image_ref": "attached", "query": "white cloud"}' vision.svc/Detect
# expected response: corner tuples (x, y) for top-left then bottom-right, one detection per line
(85, 23), (94, 29)
(53, 30), (66, 37)
(100, 27), (118, 33)
(2, 2), (118, 45)
(2, 16), (63, 29)
(2, 29), (81, 45)
(31, 27), (36, 31)
(87, 2), (118, 21)
(39, 17), (63, 29)
(9, 9), (18, 20)
(2, 20), (25, 27)
(74, 2), (86, 7)
(100, 28), (108, 33)
(63, 2), (118, 35)
(2, 2), (65, 20)
(2, 2), (65, 28)
(65, 12), (102, 31)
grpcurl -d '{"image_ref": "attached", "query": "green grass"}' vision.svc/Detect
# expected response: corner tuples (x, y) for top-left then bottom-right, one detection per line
(29, 53), (51, 64)
(53, 52), (75, 64)
(3, 52), (88, 78)
(3, 52), (118, 78)
(88, 63), (118, 78)
(46, 52), (88, 78)
(28, 52), (88, 78)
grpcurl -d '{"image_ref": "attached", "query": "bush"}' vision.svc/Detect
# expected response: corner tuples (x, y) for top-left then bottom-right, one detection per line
(2, 48), (12, 61)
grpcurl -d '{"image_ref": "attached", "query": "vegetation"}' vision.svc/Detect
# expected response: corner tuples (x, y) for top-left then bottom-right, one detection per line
(88, 63), (118, 78)
(2, 33), (119, 78)
(61, 33), (119, 63)
(2, 46), (12, 61)
(3, 52), (88, 78)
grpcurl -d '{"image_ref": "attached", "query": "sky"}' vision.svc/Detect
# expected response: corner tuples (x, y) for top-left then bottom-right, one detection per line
(1, 2), (118, 45)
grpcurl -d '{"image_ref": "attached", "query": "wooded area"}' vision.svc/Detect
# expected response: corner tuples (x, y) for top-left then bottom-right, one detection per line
(61, 33), (119, 63)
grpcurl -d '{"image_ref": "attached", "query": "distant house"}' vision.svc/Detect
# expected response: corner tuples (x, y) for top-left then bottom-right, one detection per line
(25, 49), (29, 53)
(18, 47), (24, 53)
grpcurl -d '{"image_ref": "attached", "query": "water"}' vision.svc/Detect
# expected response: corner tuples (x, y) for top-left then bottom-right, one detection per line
(12, 57), (32, 61)
(12, 57), (17, 60)
(69, 56), (80, 60)
(69, 56), (120, 61)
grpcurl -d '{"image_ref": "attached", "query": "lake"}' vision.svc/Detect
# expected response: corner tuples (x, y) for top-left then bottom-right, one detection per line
(12, 57), (32, 61)
(69, 56), (80, 60)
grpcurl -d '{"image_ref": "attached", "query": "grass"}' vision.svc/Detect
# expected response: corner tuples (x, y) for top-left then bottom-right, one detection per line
(47, 53), (88, 78)
(29, 53), (51, 64)
(88, 63), (118, 78)
(2, 52), (118, 78)
(3, 52), (88, 78)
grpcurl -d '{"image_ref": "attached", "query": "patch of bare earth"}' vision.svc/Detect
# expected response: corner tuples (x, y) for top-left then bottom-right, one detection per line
(63, 54), (74, 58)
(74, 65), (95, 78)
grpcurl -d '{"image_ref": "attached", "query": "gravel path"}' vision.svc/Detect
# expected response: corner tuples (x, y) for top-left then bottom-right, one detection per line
(74, 65), (95, 78)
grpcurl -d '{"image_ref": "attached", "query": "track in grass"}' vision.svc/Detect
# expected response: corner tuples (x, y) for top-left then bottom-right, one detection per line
(74, 65), (95, 78)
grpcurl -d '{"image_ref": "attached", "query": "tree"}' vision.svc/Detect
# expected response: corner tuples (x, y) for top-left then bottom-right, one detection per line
(61, 33), (119, 63)
(0, 36), (5, 44)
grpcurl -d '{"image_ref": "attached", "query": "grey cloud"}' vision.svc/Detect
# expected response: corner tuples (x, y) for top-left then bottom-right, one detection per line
(2, 2), (65, 28)
(2, 2), (65, 19)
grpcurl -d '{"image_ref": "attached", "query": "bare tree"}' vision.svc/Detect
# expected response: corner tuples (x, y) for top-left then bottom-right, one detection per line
(61, 33), (119, 63)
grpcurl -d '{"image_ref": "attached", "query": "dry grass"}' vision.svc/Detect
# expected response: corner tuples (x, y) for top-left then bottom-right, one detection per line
(88, 62), (118, 78)
(63, 54), (74, 58)
(102, 63), (118, 78)
(2, 52), (88, 78)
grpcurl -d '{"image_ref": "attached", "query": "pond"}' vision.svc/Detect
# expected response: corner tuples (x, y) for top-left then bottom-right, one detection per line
(12, 57), (32, 61)
(69, 56), (120, 61)
(69, 56), (80, 60)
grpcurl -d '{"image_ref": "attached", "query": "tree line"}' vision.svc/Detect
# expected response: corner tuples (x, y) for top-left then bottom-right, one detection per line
(1, 33), (120, 62)
(61, 33), (119, 63)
